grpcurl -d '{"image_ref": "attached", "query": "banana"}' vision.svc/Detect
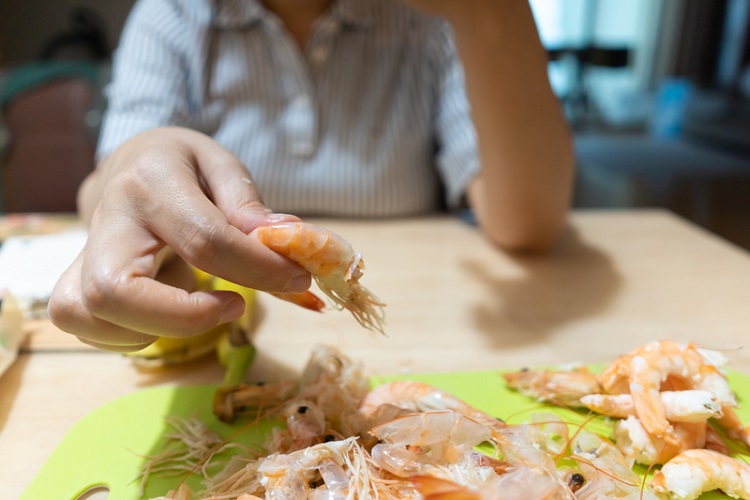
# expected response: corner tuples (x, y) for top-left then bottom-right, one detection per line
(127, 269), (257, 367)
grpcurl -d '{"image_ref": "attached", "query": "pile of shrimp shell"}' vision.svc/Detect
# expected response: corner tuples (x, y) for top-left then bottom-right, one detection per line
(149, 342), (749, 500)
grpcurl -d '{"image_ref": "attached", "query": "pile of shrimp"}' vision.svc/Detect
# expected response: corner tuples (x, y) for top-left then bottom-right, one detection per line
(147, 341), (749, 500)
(504, 340), (750, 500)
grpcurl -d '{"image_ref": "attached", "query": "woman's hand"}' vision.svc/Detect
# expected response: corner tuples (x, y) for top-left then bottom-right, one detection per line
(48, 127), (311, 352)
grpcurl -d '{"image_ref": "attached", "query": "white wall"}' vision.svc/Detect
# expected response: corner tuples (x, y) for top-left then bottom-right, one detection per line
(529, 0), (666, 126)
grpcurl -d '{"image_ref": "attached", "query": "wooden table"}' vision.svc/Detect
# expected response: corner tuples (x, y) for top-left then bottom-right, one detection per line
(3, 209), (750, 498)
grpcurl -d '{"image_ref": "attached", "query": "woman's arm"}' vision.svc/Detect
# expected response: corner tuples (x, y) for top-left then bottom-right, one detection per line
(413, 0), (575, 252)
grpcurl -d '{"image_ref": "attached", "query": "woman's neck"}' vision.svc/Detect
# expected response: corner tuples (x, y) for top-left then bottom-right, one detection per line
(261, 0), (334, 47)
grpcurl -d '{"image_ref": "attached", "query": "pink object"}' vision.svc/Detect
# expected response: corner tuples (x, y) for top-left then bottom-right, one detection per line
(3, 77), (96, 212)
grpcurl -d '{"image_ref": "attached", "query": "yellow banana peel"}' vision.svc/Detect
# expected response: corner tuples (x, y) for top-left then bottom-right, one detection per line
(127, 270), (256, 367)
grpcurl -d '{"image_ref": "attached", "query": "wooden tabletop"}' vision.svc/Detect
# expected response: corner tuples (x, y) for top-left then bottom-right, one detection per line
(2, 209), (750, 498)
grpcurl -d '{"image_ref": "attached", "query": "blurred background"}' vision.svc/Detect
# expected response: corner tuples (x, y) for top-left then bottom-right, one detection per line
(0, 0), (749, 248)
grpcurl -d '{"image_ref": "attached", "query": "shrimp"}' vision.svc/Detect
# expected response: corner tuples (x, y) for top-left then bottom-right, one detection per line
(502, 366), (601, 407)
(651, 449), (750, 500)
(580, 390), (722, 422)
(359, 380), (506, 432)
(597, 353), (634, 395)
(621, 341), (735, 444)
(256, 222), (386, 333)
(613, 416), (707, 466)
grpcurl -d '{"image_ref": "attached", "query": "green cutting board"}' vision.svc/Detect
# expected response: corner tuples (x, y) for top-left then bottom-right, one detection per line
(23, 370), (750, 500)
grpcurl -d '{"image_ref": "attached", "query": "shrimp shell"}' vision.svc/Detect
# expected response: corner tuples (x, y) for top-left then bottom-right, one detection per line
(502, 366), (601, 407)
(256, 222), (386, 334)
(370, 410), (493, 448)
(359, 380), (505, 432)
(571, 430), (662, 499)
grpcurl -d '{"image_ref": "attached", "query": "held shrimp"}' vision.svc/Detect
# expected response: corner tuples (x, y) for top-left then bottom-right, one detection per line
(651, 449), (750, 500)
(256, 222), (386, 333)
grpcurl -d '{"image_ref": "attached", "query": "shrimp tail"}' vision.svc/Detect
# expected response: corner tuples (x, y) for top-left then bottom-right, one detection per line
(269, 291), (326, 312)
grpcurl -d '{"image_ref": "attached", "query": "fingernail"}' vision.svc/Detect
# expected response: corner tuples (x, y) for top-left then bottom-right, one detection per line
(220, 298), (245, 324)
(267, 212), (299, 223)
(283, 274), (311, 293)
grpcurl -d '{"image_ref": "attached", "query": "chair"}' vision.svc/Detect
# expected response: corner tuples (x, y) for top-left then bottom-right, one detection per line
(2, 77), (97, 212)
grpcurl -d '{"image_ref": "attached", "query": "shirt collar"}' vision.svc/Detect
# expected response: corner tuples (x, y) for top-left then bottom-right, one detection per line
(212, 0), (264, 28)
(212, 0), (377, 30)
(331, 0), (377, 30)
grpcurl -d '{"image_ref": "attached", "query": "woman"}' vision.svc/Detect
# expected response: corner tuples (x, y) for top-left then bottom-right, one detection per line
(48, 0), (575, 351)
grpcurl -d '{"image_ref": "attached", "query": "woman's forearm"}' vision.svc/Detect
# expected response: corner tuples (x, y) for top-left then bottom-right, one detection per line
(443, 0), (575, 251)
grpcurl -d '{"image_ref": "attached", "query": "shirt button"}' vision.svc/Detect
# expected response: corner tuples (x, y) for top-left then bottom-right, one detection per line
(310, 46), (328, 64)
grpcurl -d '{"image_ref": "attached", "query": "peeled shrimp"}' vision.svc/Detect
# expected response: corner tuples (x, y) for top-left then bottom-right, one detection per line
(580, 390), (722, 422)
(651, 449), (750, 500)
(606, 341), (736, 444)
(613, 416), (707, 466)
(256, 222), (386, 333)
(502, 366), (601, 407)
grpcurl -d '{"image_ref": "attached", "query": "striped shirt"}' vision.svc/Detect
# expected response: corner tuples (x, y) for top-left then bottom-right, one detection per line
(98, 0), (480, 217)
